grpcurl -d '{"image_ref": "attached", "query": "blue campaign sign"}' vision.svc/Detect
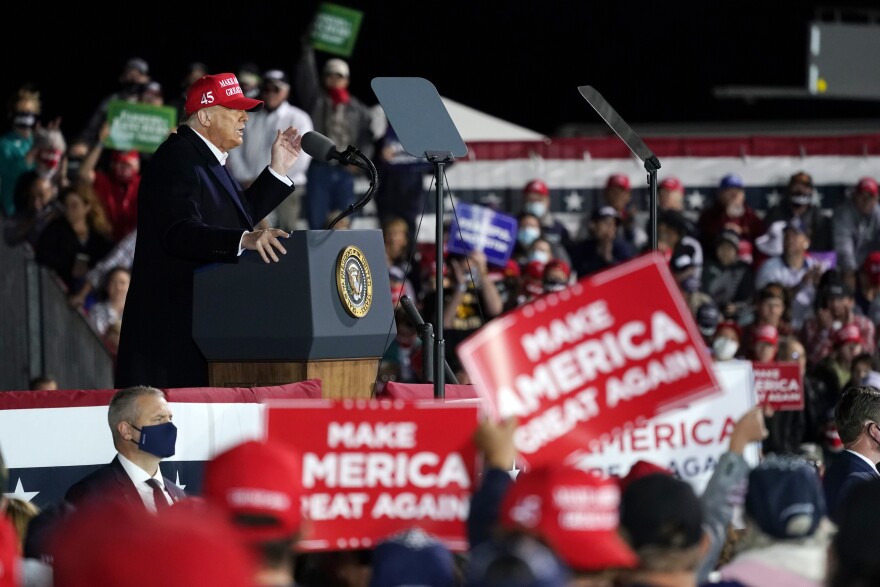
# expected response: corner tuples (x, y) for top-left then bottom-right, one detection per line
(447, 203), (517, 267)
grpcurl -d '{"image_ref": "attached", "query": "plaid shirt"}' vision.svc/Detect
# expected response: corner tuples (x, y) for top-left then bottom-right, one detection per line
(800, 312), (876, 366)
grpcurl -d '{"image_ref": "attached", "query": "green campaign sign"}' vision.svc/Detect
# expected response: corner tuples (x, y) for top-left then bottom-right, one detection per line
(311, 3), (363, 57)
(105, 100), (177, 153)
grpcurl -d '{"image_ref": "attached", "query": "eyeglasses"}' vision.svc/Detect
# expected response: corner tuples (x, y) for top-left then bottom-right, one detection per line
(262, 86), (282, 93)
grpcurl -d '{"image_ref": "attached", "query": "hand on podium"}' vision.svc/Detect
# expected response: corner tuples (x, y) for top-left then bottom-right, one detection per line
(242, 228), (289, 263)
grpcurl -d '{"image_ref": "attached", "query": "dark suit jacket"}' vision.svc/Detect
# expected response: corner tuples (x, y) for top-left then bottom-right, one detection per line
(115, 125), (293, 388)
(65, 455), (186, 509)
(823, 449), (879, 522)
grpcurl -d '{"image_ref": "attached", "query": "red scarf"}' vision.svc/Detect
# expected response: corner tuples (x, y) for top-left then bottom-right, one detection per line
(327, 87), (350, 105)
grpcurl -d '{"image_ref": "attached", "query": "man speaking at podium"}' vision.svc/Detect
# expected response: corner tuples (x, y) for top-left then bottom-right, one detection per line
(115, 73), (304, 389)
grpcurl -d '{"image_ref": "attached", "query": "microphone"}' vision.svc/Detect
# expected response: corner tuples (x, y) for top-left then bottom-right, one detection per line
(301, 131), (363, 168)
(399, 295), (426, 327)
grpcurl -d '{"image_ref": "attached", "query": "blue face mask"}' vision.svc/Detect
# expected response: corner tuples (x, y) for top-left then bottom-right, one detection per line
(530, 250), (551, 264)
(131, 421), (177, 458)
(525, 201), (547, 218)
(518, 227), (540, 247)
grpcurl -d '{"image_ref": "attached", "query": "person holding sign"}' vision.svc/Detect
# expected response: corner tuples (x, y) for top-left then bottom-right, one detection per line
(115, 73), (303, 389)
(294, 38), (374, 229)
(422, 250), (504, 373)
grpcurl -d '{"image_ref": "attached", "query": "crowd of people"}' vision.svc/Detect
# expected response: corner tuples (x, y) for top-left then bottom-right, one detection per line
(4, 384), (880, 587)
(2, 49), (880, 587)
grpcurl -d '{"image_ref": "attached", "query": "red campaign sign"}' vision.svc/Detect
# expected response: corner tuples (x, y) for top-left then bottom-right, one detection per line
(457, 252), (721, 468)
(752, 361), (804, 411)
(265, 399), (480, 552)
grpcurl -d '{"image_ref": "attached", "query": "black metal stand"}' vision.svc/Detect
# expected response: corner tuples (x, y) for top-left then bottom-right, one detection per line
(578, 86), (662, 252)
(371, 77), (469, 398)
(400, 294), (457, 385)
(646, 156), (661, 251)
(427, 153), (455, 398)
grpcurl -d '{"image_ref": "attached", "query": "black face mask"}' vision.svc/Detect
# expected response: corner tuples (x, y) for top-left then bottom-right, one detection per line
(66, 157), (83, 183)
(544, 280), (568, 293)
(122, 82), (146, 96)
(12, 111), (37, 129)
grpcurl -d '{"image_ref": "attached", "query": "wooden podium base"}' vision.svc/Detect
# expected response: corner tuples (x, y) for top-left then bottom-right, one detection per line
(208, 359), (379, 399)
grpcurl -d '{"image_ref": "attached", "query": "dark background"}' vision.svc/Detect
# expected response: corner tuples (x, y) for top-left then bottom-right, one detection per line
(5, 1), (879, 139)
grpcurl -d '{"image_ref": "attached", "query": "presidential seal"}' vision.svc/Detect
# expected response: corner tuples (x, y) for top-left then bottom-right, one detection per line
(336, 245), (373, 318)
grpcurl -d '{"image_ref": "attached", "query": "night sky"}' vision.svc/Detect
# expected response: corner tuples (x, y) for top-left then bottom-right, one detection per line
(5, 1), (879, 139)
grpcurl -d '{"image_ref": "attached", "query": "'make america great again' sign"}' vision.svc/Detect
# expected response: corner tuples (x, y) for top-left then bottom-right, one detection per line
(266, 400), (479, 552)
(459, 252), (721, 468)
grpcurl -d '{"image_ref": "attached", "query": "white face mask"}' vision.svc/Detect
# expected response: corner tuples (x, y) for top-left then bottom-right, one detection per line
(518, 227), (541, 247)
(712, 337), (739, 361)
(525, 201), (547, 218)
(530, 250), (551, 264)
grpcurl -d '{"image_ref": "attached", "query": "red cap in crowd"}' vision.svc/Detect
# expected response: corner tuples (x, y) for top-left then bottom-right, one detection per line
(834, 323), (862, 347)
(544, 259), (571, 281)
(659, 177), (683, 192)
(524, 260), (547, 296)
(500, 466), (638, 572)
(202, 439), (303, 545)
(50, 500), (255, 587)
(185, 73), (264, 117)
(716, 320), (742, 341)
(864, 251), (880, 286)
(856, 176), (879, 197)
(754, 324), (779, 346)
(488, 258), (522, 283)
(523, 179), (550, 197)
(111, 150), (140, 165)
(606, 174), (631, 191)
(618, 459), (674, 493)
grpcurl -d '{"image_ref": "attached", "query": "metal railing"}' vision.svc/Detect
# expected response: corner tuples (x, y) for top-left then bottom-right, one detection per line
(0, 239), (114, 391)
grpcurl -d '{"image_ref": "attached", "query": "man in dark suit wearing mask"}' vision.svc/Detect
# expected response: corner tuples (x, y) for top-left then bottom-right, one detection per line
(823, 385), (880, 522)
(65, 386), (186, 512)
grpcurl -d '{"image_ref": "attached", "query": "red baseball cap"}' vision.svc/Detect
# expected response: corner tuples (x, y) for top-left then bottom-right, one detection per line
(618, 460), (673, 493)
(111, 150), (140, 165)
(487, 258), (522, 283)
(185, 73), (264, 117)
(834, 323), (862, 347)
(606, 174), (631, 190)
(856, 176), (879, 197)
(50, 500), (256, 587)
(754, 324), (779, 346)
(202, 440), (303, 545)
(863, 251), (880, 285)
(544, 259), (571, 280)
(500, 466), (638, 572)
(523, 179), (550, 197)
(659, 177), (683, 192)
(716, 320), (742, 341)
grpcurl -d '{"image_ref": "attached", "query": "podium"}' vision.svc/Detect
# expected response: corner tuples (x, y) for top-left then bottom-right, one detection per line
(192, 229), (395, 399)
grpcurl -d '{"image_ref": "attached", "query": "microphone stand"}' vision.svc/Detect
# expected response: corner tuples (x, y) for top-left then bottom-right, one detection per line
(400, 295), (458, 385)
(427, 151), (455, 399)
(328, 148), (379, 229)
